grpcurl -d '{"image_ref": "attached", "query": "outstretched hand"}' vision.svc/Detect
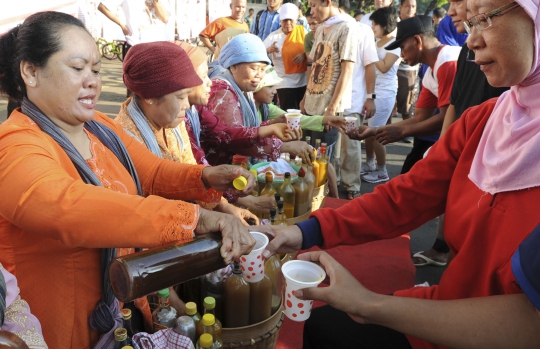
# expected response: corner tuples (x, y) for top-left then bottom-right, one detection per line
(346, 125), (376, 141)
(323, 114), (347, 134)
(249, 224), (303, 259)
(202, 165), (255, 196)
(294, 251), (382, 324)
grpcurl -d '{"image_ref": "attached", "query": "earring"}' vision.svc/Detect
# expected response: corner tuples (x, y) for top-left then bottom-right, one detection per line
(28, 81), (33, 84)
(147, 100), (153, 105)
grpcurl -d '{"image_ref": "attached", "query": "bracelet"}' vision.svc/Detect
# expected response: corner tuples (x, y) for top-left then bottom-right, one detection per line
(307, 62), (312, 66)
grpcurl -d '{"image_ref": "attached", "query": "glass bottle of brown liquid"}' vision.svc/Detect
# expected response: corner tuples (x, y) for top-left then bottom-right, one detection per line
(293, 167), (310, 217)
(279, 172), (295, 219)
(109, 233), (227, 303)
(276, 200), (287, 225)
(269, 207), (278, 225)
(264, 255), (282, 314)
(303, 164), (316, 211)
(199, 314), (223, 349)
(224, 262), (250, 327)
(259, 172), (277, 219)
(114, 328), (129, 349)
(249, 273), (272, 324)
(121, 308), (137, 340)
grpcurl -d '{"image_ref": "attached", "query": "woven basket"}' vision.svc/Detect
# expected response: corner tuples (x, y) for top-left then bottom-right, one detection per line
(311, 181), (328, 211)
(221, 304), (284, 348)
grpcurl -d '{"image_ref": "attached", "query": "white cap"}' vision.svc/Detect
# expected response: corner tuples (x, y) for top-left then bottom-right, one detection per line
(280, 3), (299, 21)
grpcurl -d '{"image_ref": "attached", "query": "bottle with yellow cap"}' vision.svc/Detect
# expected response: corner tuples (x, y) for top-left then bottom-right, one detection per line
(259, 172), (277, 219)
(312, 149), (320, 188)
(185, 302), (202, 329)
(196, 297), (222, 338)
(199, 314), (223, 349)
(197, 333), (214, 349)
(121, 347), (134, 349)
(120, 308), (137, 340)
(114, 328), (129, 349)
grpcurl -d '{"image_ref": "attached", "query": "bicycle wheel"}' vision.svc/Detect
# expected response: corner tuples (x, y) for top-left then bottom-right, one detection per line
(116, 43), (124, 62)
(102, 43), (118, 60)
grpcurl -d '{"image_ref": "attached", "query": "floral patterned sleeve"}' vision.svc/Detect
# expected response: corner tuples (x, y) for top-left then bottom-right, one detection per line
(206, 81), (282, 162)
(1, 265), (48, 348)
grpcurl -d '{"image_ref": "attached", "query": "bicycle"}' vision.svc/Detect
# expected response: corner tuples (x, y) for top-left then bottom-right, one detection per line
(95, 38), (125, 62)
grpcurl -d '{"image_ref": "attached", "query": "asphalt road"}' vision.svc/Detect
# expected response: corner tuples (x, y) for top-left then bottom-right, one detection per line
(0, 58), (445, 286)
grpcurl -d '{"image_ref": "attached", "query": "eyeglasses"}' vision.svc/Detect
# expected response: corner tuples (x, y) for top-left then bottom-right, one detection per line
(463, 2), (520, 34)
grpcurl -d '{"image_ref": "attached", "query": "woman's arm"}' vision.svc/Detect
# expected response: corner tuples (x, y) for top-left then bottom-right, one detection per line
(375, 53), (399, 74)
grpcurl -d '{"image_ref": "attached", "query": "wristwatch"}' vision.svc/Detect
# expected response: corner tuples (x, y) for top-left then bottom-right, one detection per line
(366, 93), (376, 100)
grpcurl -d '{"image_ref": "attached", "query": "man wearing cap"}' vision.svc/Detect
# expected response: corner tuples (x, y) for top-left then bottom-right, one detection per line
(199, 0), (250, 55)
(263, 2), (308, 110)
(251, 0), (283, 41)
(353, 15), (460, 174)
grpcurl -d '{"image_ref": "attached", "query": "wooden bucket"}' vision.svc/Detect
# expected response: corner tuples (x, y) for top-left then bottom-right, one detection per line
(311, 181), (328, 211)
(221, 304), (284, 348)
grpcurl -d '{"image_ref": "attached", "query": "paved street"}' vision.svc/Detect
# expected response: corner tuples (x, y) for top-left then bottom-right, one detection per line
(0, 58), (445, 285)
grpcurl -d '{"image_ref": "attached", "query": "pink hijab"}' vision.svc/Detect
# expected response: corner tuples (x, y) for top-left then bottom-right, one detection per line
(468, 0), (540, 194)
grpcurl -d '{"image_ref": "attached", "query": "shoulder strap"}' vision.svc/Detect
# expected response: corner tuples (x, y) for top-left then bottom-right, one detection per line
(255, 10), (264, 34)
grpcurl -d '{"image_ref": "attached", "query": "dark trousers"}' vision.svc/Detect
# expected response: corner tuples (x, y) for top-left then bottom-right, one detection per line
(303, 305), (412, 349)
(277, 86), (306, 111)
(400, 137), (435, 174)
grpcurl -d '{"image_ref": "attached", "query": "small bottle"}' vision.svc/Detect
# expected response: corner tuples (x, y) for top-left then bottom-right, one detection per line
(152, 288), (177, 331)
(199, 297), (222, 338)
(260, 172), (277, 219)
(279, 172), (295, 219)
(224, 262), (250, 327)
(317, 145), (328, 187)
(200, 314), (223, 349)
(173, 316), (196, 344)
(249, 274), (272, 324)
(303, 164), (316, 210)
(120, 308), (137, 340)
(114, 328), (129, 349)
(197, 333), (214, 349)
(276, 200), (287, 225)
(269, 207), (278, 225)
(264, 255), (283, 314)
(314, 139), (321, 154)
(185, 302), (202, 337)
(312, 149), (320, 188)
(305, 135), (311, 146)
(274, 193), (281, 204)
(246, 218), (257, 226)
(293, 167), (310, 217)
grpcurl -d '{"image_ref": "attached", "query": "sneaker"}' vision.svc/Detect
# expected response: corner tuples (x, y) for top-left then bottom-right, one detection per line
(360, 162), (376, 174)
(362, 169), (389, 183)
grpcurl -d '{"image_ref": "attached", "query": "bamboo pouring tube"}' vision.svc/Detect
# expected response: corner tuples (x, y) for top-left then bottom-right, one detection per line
(109, 234), (227, 303)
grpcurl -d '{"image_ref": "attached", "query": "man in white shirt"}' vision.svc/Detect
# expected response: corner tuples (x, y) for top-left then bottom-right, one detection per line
(359, 0), (394, 26)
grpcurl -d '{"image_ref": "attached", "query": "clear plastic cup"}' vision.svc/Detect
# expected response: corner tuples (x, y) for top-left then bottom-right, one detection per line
(285, 113), (302, 131)
(239, 232), (269, 283)
(282, 260), (326, 322)
(344, 116), (357, 132)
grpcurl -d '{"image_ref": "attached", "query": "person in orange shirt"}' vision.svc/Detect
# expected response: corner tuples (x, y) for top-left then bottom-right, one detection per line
(0, 11), (256, 349)
(199, 0), (250, 55)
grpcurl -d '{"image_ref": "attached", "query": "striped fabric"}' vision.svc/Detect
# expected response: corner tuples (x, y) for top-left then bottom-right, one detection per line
(251, 9), (281, 41)
(0, 268), (5, 327)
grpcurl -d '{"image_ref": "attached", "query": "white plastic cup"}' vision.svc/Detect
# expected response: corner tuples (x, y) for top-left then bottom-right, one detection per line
(282, 260), (326, 322)
(285, 113), (302, 131)
(345, 116), (357, 132)
(239, 232), (269, 283)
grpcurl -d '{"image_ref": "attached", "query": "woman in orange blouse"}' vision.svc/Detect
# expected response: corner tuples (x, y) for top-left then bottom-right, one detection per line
(0, 12), (256, 349)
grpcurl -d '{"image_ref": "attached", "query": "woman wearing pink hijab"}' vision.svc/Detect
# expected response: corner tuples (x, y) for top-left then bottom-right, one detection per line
(254, 0), (540, 347)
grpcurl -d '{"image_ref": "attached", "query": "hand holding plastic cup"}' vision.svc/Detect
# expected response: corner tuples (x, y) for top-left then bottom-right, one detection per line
(285, 113), (302, 131)
(344, 116), (357, 132)
(282, 260), (326, 321)
(239, 232), (269, 283)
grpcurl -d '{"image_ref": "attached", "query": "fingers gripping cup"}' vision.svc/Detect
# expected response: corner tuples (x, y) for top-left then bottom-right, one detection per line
(285, 113), (302, 131)
(239, 232), (269, 283)
(282, 260), (326, 322)
(344, 116), (357, 132)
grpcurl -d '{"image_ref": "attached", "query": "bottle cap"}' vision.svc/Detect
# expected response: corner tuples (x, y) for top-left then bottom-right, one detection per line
(246, 218), (257, 226)
(122, 347), (134, 349)
(157, 288), (170, 298)
(298, 167), (306, 177)
(270, 207), (277, 217)
(250, 168), (258, 178)
(274, 193), (281, 202)
(200, 333), (214, 347)
(120, 308), (132, 320)
(233, 176), (247, 190)
(284, 172), (291, 178)
(185, 302), (197, 316)
(277, 200), (284, 209)
(202, 313), (215, 326)
(114, 328), (128, 341)
(232, 261), (242, 273)
(265, 171), (274, 182)
(204, 297), (216, 309)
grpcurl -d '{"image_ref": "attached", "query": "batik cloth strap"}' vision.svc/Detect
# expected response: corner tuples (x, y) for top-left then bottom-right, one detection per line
(21, 97), (142, 347)
(127, 98), (162, 157)
(186, 106), (201, 147)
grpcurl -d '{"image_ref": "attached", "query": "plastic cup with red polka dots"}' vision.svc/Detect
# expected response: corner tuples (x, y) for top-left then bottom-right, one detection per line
(345, 116), (357, 132)
(239, 232), (269, 283)
(281, 260), (326, 322)
(285, 113), (302, 131)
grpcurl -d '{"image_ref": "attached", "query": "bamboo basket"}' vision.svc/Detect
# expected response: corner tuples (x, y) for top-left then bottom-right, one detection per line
(311, 181), (329, 211)
(221, 304), (284, 348)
